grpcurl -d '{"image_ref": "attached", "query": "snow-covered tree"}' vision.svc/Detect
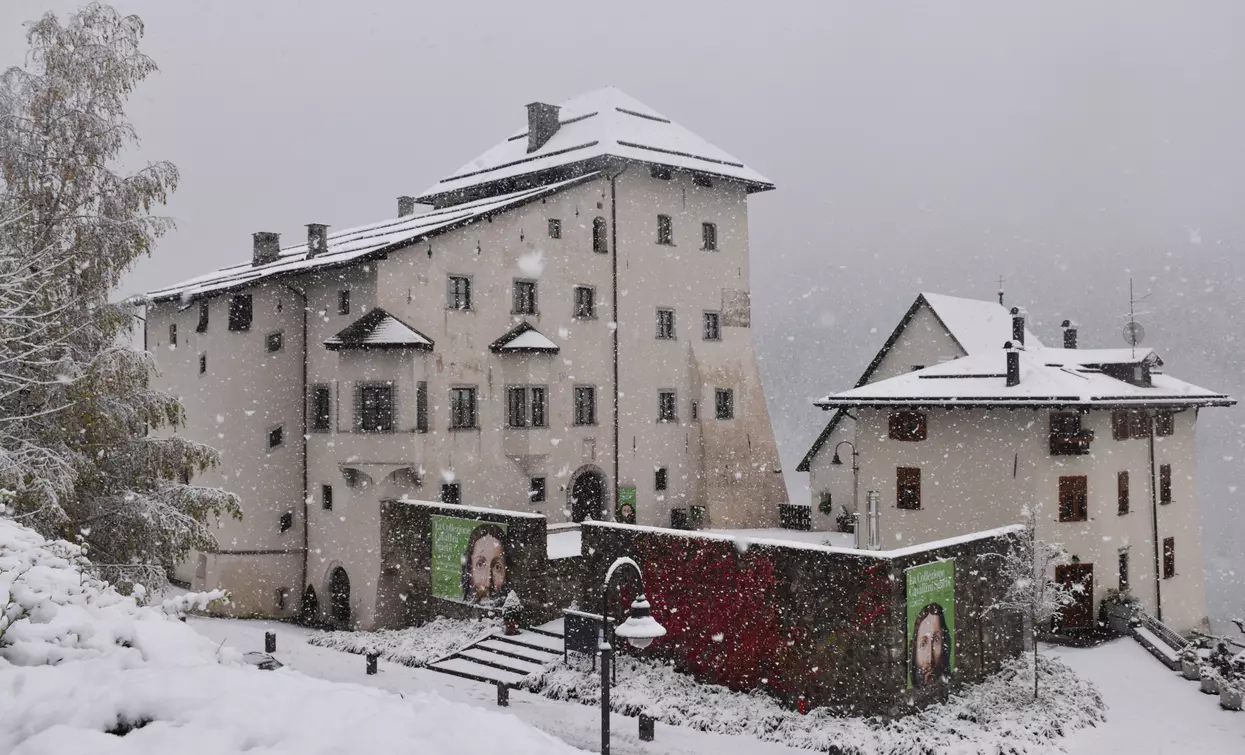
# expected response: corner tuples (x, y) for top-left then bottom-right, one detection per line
(0, 4), (238, 567)
(979, 508), (1076, 699)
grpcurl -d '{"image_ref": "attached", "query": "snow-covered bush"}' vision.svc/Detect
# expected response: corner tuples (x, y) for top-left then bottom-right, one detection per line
(307, 616), (501, 666)
(525, 652), (1104, 754)
(0, 514), (227, 666)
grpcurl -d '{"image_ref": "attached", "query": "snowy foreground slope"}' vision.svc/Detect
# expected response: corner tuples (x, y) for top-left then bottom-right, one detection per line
(0, 517), (584, 755)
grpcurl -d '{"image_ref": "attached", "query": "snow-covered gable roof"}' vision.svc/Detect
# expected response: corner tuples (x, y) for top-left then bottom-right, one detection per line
(920, 292), (1044, 356)
(815, 347), (1233, 409)
(489, 322), (559, 354)
(324, 308), (433, 351)
(145, 175), (597, 304)
(417, 87), (772, 205)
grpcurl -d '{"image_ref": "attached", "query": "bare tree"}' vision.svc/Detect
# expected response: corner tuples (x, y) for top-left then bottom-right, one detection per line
(980, 508), (1076, 699)
(0, 4), (239, 567)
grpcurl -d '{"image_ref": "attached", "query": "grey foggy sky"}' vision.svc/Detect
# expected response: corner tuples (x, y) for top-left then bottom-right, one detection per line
(3, 1), (1242, 627)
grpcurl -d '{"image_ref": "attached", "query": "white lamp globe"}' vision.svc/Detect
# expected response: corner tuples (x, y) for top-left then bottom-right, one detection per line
(614, 595), (666, 650)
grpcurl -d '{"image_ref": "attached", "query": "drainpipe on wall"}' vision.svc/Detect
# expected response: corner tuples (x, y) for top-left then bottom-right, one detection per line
(283, 284), (310, 617)
(609, 164), (628, 522)
(1148, 410), (1161, 622)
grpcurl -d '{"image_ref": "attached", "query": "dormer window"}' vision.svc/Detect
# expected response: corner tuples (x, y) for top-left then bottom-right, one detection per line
(888, 411), (927, 442)
(1050, 412), (1093, 455)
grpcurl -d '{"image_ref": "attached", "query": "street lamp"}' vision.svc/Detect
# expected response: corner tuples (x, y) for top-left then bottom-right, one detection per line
(830, 441), (862, 546)
(600, 557), (666, 755)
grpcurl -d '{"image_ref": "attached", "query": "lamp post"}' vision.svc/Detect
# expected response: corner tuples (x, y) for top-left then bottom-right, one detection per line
(600, 557), (666, 755)
(830, 441), (860, 545)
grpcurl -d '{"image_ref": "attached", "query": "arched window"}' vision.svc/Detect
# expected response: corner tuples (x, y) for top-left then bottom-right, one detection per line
(592, 217), (608, 253)
(328, 567), (351, 625)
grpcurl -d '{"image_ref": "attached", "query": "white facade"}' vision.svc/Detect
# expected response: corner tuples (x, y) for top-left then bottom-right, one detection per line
(800, 294), (1232, 635)
(146, 89), (787, 628)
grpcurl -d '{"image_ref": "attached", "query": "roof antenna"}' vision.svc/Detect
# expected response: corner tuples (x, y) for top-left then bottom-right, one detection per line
(997, 275), (1005, 306)
(1122, 277), (1152, 358)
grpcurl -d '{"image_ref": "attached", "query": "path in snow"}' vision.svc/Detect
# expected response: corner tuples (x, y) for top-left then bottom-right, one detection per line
(1053, 639), (1245, 755)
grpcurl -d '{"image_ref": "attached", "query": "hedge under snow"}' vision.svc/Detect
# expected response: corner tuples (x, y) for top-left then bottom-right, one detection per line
(307, 615), (501, 666)
(525, 653), (1106, 755)
(0, 516), (585, 755)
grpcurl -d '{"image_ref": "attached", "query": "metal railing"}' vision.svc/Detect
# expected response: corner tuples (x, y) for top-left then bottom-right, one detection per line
(1135, 610), (1188, 652)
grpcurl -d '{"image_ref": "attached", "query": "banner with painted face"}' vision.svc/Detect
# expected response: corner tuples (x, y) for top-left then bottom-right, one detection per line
(906, 559), (955, 689)
(431, 515), (510, 606)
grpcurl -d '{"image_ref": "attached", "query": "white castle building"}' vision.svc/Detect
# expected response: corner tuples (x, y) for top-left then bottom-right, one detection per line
(145, 88), (788, 627)
(799, 292), (1234, 634)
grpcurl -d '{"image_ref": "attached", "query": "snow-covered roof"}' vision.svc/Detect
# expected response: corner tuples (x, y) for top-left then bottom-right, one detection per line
(815, 347), (1234, 409)
(489, 322), (560, 354)
(920, 292), (1044, 355)
(417, 87), (772, 204)
(324, 309), (433, 351)
(145, 175), (597, 303)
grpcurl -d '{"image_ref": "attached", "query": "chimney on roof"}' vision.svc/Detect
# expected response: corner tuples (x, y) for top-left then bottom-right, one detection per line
(526, 102), (561, 153)
(1062, 319), (1079, 349)
(306, 224), (329, 258)
(397, 196), (417, 217)
(1005, 341), (1021, 387)
(1010, 307), (1026, 347)
(252, 232), (280, 266)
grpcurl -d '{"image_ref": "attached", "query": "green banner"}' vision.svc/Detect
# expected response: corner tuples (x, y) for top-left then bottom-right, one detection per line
(616, 486), (637, 524)
(906, 559), (955, 689)
(431, 514), (510, 606)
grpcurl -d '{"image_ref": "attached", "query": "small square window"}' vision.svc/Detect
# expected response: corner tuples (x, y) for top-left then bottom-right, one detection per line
(268, 425), (284, 449)
(701, 222), (718, 251)
(441, 483), (461, 506)
(651, 165), (672, 180)
(279, 511), (293, 532)
(447, 276), (472, 310)
(655, 467), (668, 492)
(198, 354), (207, 375)
(513, 280), (537, 315)
(574, 286), (595, 318)
(658, 391), (677, 422)
(338, 290), (351, 316)
(548, 218), (562, 239)
(322, 484), (333, 511)
(529, 477), (547, 503)
(889, 411), (927, 442)
(715, 388), (734, 420)
(657, 215), (673, 245)
(703, 312), (721, 341)
(656, 309), (675, 340)
(266, 331), (284, 353)
(693, 174), (713, 188)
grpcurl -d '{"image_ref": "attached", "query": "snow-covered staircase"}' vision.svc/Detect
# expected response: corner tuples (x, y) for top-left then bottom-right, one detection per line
(427, 621), (564, 689)
(1131, 611), (1187, 670)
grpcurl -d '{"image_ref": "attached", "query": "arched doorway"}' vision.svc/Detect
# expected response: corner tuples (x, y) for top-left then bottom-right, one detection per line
(328, 567), (351, 626)
(570, 467), (606, 523)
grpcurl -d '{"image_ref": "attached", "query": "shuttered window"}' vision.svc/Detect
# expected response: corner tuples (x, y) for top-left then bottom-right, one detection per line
(416, 381), (428, 433)
(196, 300), (209, 333)
(1155, 411), (1174, 437)
(1163, 537), (1175, 579)
(1059, 476), (1088, 522)
(450, 387), (477, 429)
(889, 411), (927, 441)
(228, 294), (252, 331)
(592, 217), (608, 253)
(311, 385), (331, 432)
(1160, 464), (1172, 505)
(897, 467), (921, 510)
(356, 383), (395, 433)
(1117, 471), (1130, 515)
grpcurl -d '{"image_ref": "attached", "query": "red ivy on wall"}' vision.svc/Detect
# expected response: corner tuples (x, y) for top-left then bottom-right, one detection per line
(628, 536), (806, 694)
(854, 561), (891, 628)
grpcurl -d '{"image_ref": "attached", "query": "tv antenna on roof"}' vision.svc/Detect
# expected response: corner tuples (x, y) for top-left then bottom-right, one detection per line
(1122, 277), (1152, 356)
(997, 275), (1005, 306)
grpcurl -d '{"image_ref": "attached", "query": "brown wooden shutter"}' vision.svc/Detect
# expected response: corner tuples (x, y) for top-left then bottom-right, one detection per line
(1059, 476), (1088, 522)
(1160, 464), (1172, 504)
(897, 467), (921, 510)
(1117, 471), (1130, 515)
(1112, 410), (1129, 440)
(1155, 411), (1174, 437)
(1163, 537), (1175, 578)
(1128, 410), (1152, 438)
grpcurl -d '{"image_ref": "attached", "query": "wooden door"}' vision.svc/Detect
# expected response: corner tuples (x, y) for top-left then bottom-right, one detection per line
(1055, 563), (1094, 629)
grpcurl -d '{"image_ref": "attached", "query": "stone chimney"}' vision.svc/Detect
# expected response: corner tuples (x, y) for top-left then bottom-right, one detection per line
(1010, 307), (1026, 347)
(397, 196), (417, 217)
(1005, 341), (1021, 387)
(1062, 319), (1079, 349)
(526, 102), (561, 153)
(306, 224), (329, 258)
(252, 232), (280, 266)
